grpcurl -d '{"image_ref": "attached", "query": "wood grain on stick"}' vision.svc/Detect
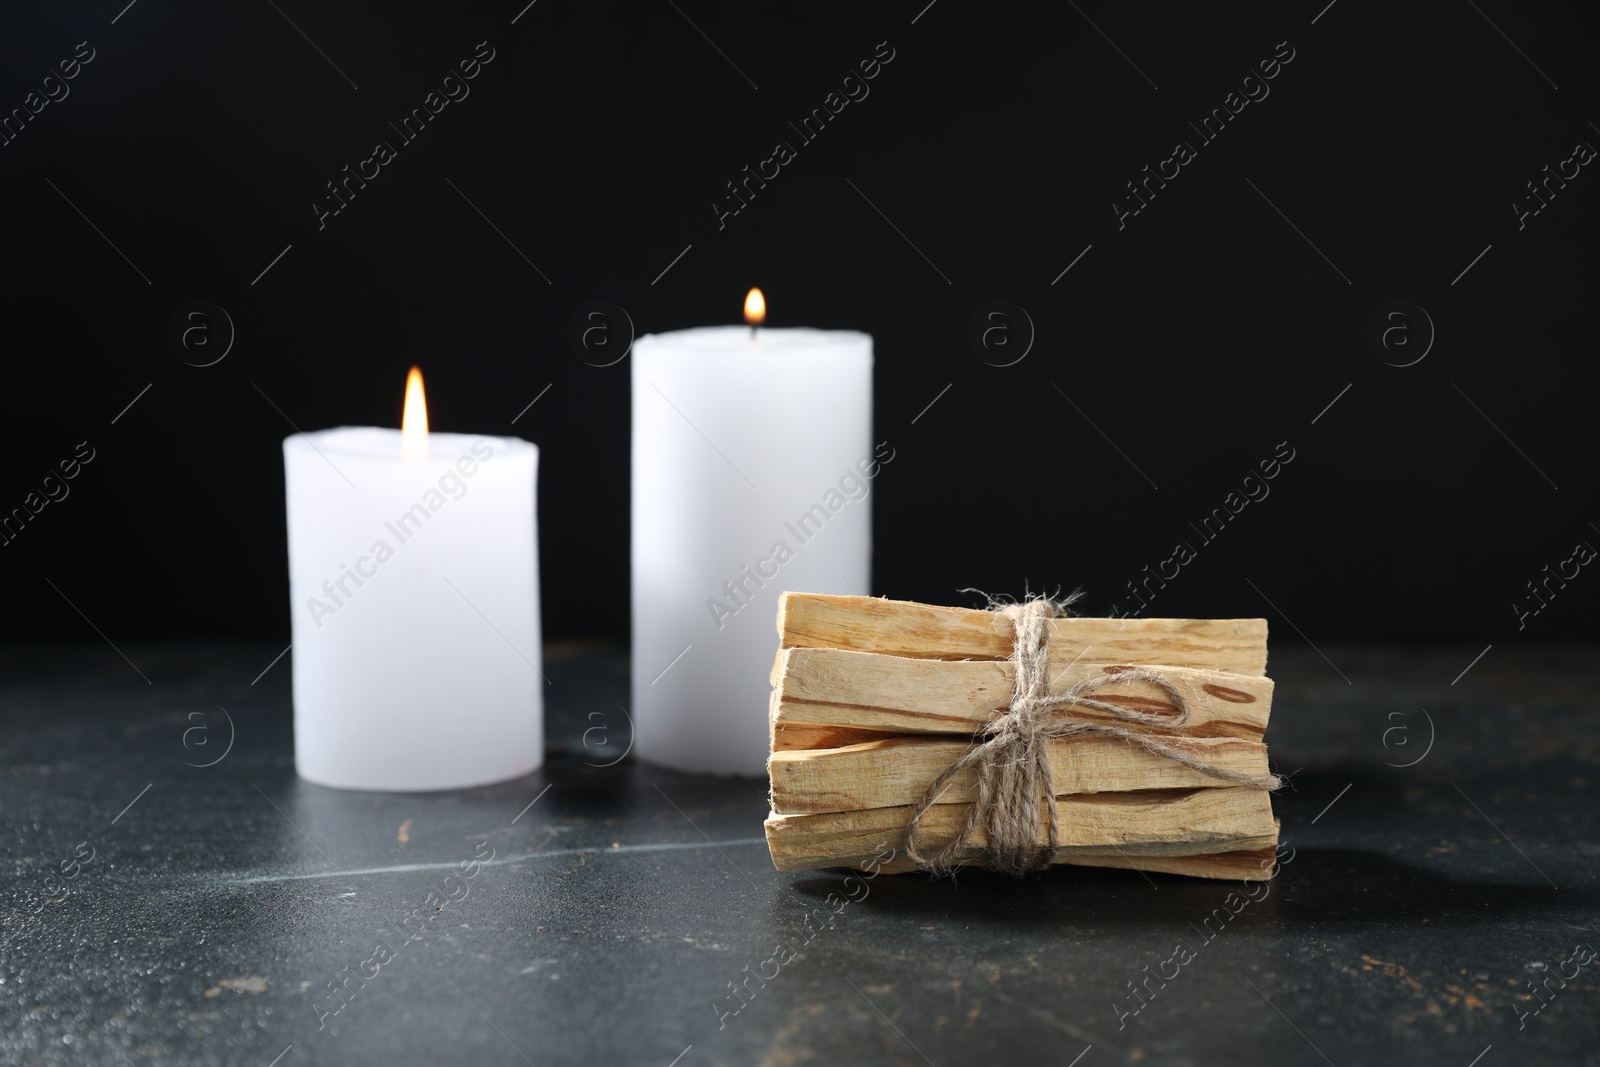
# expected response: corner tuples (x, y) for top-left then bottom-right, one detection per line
(770, 647), (1273, 743)
(1066, 840), (1280, 882)
(861, 842), (1281, 879)
(778, 593), (1268, 676)
(764, 786), (1277, 871)
(769, 733), (1271, 815)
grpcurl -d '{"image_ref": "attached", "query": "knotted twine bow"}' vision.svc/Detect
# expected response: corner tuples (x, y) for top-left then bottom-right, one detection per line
(903, 598), (1282, 876)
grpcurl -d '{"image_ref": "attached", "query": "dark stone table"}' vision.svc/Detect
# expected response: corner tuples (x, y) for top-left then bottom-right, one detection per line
(2, 641), (1596, 1066)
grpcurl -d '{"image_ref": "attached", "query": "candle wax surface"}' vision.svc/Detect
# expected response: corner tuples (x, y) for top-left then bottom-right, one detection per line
(284, 427), (543, 791)
(632, 327), (874, 775)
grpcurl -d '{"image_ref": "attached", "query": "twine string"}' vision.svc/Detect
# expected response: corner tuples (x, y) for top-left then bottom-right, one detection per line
(903, 599), (1281, 875)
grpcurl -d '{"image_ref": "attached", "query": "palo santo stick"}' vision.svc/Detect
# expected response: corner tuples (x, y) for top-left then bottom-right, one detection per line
(864, 842), (1280, 880)
(764, 786), (1277, 871)
(768, 734), (1271, 815)
(772, 721), (908, 752)
(771, 648), (1273, 743)
(778, 593), (1268, 676)
(1068, 837), (1280, 882)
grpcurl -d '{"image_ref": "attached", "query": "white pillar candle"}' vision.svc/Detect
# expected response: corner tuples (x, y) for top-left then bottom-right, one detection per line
(632, 313), (874, 774)
(283, 374), (542, 791)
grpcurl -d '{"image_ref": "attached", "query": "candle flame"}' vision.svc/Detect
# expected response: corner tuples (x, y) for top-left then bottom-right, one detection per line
(744, 288), (766, 326)
(401, 366), (429, 462)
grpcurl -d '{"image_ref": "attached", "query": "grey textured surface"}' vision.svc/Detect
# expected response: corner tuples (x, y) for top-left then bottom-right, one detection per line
(1, 640), (1596, 1066)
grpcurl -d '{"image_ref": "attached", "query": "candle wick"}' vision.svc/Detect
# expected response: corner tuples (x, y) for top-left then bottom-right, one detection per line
(750, 325), (758, 343)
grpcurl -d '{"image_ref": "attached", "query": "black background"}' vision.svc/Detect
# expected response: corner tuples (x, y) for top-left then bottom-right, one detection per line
(2, 0), (1596, 644)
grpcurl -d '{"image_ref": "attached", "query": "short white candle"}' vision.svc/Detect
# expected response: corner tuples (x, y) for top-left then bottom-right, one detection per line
(283, 369), (543, 791)
(632, 295), (874, 774)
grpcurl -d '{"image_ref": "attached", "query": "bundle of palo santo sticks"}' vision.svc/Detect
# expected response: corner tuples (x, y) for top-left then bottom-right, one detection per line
(764, 593), (1283, 879)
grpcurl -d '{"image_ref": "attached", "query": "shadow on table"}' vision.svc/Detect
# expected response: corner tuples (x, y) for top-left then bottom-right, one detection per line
(784, 847), (1585, 931)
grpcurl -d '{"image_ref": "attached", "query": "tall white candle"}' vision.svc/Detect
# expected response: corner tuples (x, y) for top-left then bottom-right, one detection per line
(632, 312), (874, 774)
(283, 372), (543, 791)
